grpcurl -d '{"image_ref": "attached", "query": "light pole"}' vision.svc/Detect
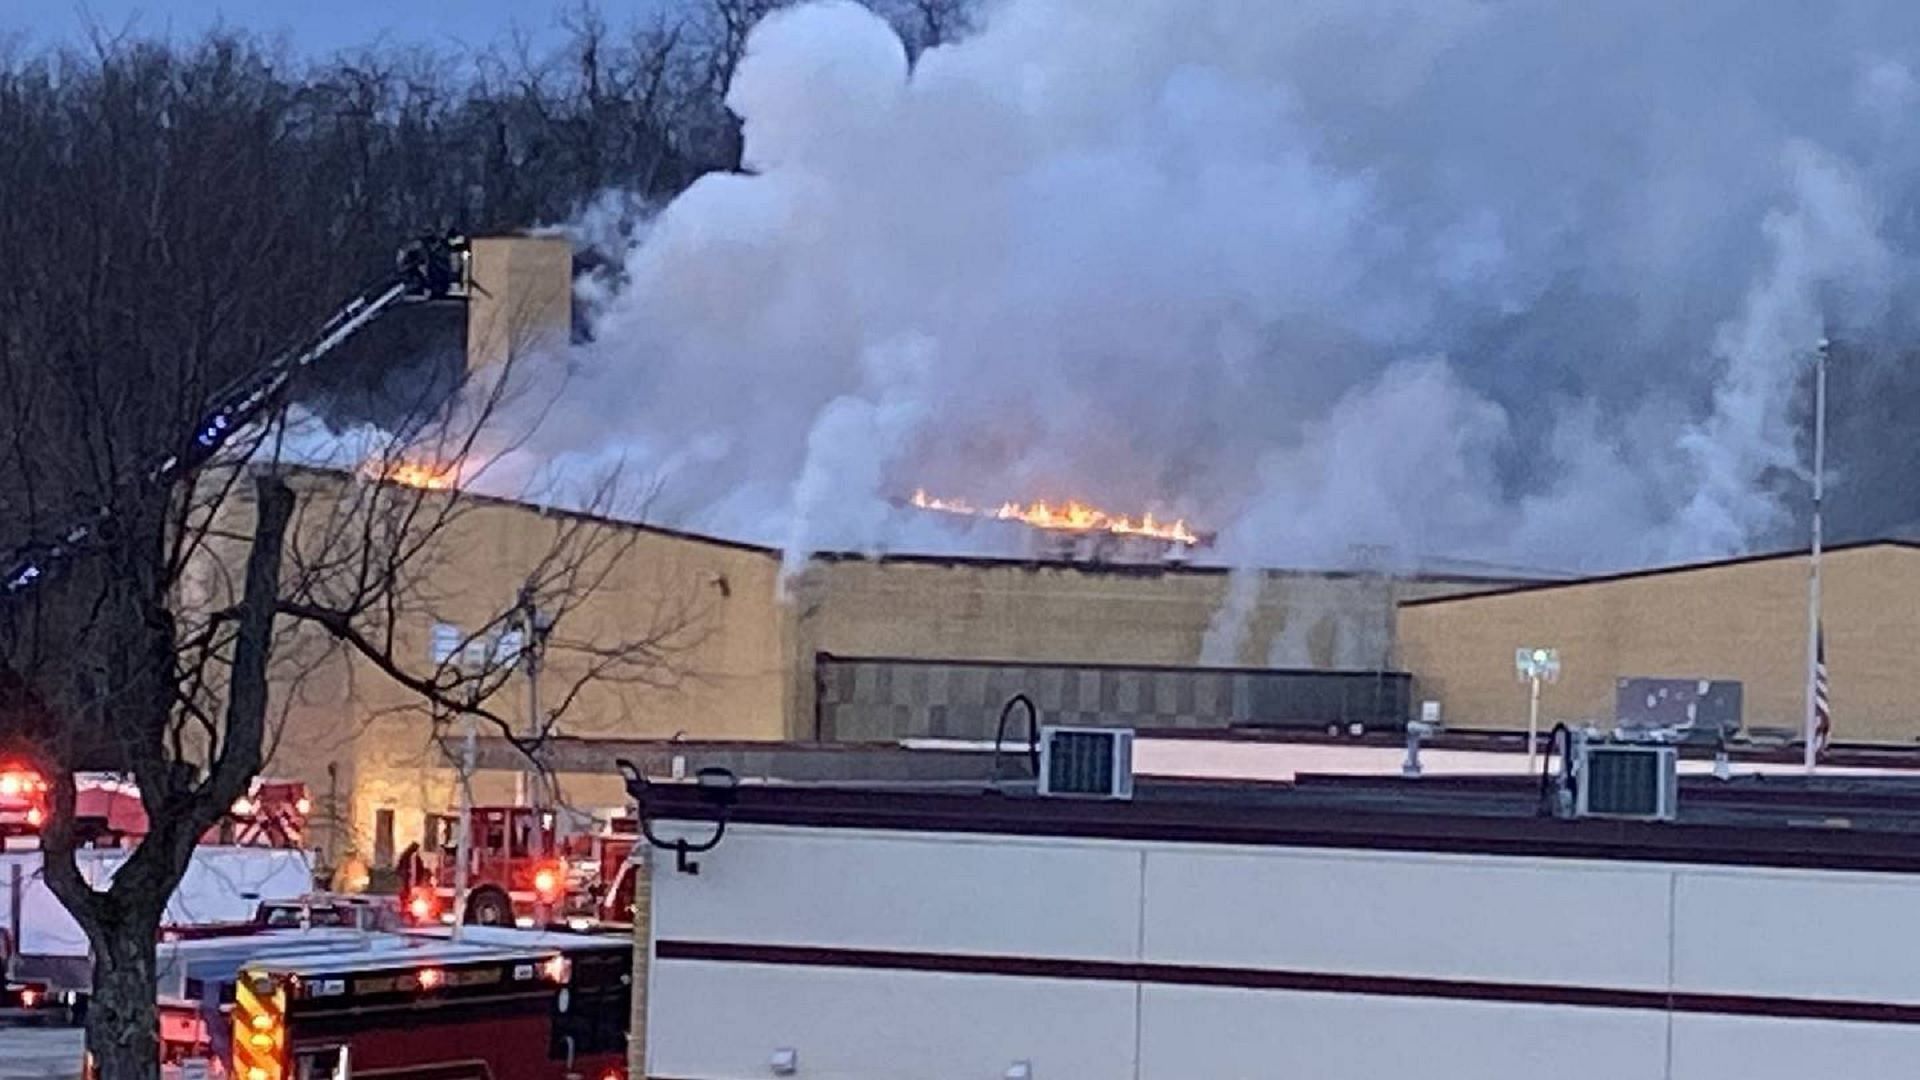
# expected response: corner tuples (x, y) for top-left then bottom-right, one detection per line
(1515, 647), (1561, 774)
(432, 623), (487, 942)
(512, 583), (557, 810)
(449, 707), (477, 942)
(1803, 337), (1828, 773)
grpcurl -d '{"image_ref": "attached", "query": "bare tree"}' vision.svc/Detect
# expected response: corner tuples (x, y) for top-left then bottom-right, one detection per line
(0, 2), (992, 1068)
(0, 35), (713, 1078)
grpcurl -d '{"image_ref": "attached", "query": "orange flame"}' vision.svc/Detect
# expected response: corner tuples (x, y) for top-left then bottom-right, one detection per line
(366, 459), (462, 491)
(910, 488), (1204, 546)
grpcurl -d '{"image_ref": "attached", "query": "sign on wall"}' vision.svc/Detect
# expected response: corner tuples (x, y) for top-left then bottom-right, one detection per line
(1614, 677), (1743, 744)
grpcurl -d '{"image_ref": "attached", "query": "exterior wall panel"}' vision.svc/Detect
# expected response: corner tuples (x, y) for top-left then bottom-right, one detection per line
(1396, 544), (1920, 742)
(1673, 867), (1920, 1003)
(1144, 847), (1673, 988)
(1669, 1015), (1920, 1080)
(818, 655), (1414, 741)
(1140, 987), (1668, 1080)
(655, 826), (1143, 962)
(649, 962), (1138, 1080)
(645, 818), (1920, 1079)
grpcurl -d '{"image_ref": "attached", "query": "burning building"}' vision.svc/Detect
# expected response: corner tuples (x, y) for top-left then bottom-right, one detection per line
(204, 235), (1530, 878)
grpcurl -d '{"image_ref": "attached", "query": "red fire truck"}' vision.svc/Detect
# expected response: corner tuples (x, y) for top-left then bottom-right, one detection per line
(72, 774), (311, 848)
(143, 927), (631, 1080)
(407, 806), (638, 929)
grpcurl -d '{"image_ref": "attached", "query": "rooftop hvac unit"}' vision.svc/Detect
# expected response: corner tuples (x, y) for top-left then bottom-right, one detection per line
(1038, 727), (1134, 800)
(1574, 741), (1678, 821)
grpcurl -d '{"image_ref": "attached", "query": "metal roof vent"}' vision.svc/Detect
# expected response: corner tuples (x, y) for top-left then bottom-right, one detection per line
(1575, 742), (1678, 821)
(1038, 726), (1134, 800)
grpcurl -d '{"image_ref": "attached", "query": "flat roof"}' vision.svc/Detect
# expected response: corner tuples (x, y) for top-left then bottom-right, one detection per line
(277, 466), (1543, 584)
(639, 769), (1920, 875)
(239, 927), (625, 977)
(1400, 537), (1920, 608)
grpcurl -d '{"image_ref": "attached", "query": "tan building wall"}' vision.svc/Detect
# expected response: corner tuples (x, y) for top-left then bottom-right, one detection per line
(788, 557), (1486, 736)
(797, 558), (1474, 664)
(1395, 542), (1920, 743)
(192, 468), (792, 868)
(243, 497), (1497, 867)
(465, 234), (572, 373)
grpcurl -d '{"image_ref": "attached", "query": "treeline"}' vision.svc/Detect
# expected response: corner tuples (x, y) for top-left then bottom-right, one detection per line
(0, 0), (972, 527)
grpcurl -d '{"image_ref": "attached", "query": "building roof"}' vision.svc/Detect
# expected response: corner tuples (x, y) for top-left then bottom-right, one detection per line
(284, 465), (1544, 584)
(240, 926), (626, 977)
(1398, 538), (1920, 608)
(637, 767), (1920, 875)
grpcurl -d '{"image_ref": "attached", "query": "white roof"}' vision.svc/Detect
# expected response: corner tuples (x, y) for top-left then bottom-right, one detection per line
(242, 926), (625, 977)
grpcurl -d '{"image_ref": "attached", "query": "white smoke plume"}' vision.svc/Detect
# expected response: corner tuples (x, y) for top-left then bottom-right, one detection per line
(467, 0), (1920, 578)
(1199, 568), (1262, 666)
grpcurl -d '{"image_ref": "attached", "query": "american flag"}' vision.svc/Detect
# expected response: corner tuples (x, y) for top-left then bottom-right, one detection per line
(1813, 624), (1831, 755)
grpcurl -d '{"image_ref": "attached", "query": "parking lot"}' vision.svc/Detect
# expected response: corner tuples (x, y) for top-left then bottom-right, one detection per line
(0, 1026), (80, 1080)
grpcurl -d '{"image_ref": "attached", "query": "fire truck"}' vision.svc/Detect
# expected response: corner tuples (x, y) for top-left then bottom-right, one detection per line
(406, 805), (639, 929)
(143, 927), (631, 1080)
(71, 773), (312, 848)
(0, 766), (309, 850)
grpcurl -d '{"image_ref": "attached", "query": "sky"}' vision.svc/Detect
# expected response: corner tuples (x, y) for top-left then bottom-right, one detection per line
(0, 0), (590, 56)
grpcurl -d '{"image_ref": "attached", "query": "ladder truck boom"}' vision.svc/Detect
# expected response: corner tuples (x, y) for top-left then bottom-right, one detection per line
(1, 231), (471, 598)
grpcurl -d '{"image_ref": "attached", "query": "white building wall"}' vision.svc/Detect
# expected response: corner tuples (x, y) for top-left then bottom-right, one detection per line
(1140, 988), (1669, 1080)
(1143, 847), (1672, 987)
(644, 823), (1920, 1080)
(651, 964), (1138, 1079)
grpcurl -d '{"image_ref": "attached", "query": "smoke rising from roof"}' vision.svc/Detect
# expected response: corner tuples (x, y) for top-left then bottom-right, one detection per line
(490, 0), (1920, 575)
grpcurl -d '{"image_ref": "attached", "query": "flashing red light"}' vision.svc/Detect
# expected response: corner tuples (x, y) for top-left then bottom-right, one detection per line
(294, 796), (312, 815)
(540, 955), (571, 984)
(533, 865), (561, 899)
(19, 988), (39, 1008)
(408, 893), (434, 922)
(415, 967), (444, 991)
(25, 807), (42, 827)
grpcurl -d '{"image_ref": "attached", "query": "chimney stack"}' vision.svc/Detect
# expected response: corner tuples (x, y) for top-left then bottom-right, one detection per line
(465, 235), (573, 374)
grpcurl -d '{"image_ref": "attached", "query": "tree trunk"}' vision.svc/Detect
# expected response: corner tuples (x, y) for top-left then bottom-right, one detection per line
(84, 919), (161, 1080)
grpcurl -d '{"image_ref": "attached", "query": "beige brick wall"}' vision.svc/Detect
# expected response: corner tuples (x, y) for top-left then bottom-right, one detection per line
(1395, 544), (1920, 743)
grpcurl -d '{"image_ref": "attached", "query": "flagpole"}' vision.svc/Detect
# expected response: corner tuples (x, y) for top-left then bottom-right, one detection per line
(1803, 337), (1828, 773)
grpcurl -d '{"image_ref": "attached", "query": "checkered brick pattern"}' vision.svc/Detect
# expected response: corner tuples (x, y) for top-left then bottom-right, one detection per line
(816, 656), (1410, 741)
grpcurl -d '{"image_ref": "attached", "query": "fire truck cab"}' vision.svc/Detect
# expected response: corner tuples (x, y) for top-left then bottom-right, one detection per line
(410, 806), (637, 929)
(413, 806), (570, 927)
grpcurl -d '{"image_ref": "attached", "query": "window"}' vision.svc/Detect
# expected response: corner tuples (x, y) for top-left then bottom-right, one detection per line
(478, 815), (507, 854)
(424, 814), (451, 853)
(374, 809), (395, 869)
(511, 811), (541, 858)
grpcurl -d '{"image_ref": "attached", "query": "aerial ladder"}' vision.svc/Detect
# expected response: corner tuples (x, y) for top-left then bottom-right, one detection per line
(1, 232), (471, 599)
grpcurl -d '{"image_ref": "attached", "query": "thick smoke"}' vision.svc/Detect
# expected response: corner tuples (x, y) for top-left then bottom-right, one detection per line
(485, 0), (1920, 575)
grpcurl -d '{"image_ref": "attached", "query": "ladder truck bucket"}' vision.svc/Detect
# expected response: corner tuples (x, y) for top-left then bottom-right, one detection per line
(398, 232), (472, 301)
